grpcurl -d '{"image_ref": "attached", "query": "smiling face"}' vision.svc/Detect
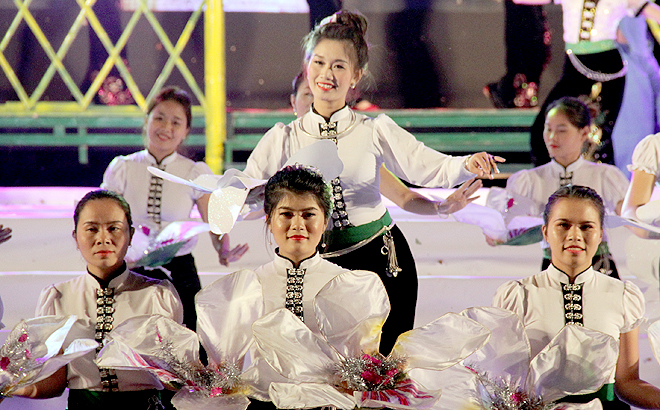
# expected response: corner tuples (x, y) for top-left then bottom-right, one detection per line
(146, 99), (190, 162)
(306, 38), (362, 117)
(543, 197), (603, 278)
(268, 191), (328, 266)
(74, 198), (133, 279)
(543, 108), (589, 168)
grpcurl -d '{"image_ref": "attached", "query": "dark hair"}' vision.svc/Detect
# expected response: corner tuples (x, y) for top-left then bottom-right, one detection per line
(292, 71), (305, 96)
(74, 190), (133, 230)
(543, 185), (605, 228)
(264, 165), (333, 222)
(302, 11), (369, 74)
(546, 96), (592, 130)
(147, 86), (192, 129)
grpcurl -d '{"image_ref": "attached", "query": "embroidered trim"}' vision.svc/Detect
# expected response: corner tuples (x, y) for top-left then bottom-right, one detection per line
(559, 171), (573, 187)
(562, 282), (584, 326)
(285, 268), (306, 321)
(96, 287), (119, 392)
(579, 0), (598, 41)
(296, 109), (358, 140)
(147, 164), (165, 226)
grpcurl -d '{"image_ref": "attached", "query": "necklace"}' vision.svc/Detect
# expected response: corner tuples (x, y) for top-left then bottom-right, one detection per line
(296, 109), (359, 140)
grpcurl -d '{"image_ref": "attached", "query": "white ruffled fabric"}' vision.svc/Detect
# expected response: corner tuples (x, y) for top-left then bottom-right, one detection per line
(148, 139), (344, 234)
(96, 269), (266, 410)
(430, 307), (618, 410)
(251, 271), (491, 410)
(0, 315), (97, 396)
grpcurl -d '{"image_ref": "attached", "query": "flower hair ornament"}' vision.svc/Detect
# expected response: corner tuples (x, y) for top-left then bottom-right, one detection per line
(0, 316), (98, 400)
(318, 12), (338, 27)
(147, 139), (343, 235)
(251, 270), (492, 409)
(416, 307), (618, 410)
(96, 270), (265, 410)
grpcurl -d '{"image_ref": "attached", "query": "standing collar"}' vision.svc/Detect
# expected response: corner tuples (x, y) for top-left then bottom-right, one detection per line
(86, 262), (130, 289)
(274, 250), (322, 270)
(145, 149), (179, 166)
(550, 157), (586, 174)
(547, 263), (595, 284)
(298, 105), (355, 139)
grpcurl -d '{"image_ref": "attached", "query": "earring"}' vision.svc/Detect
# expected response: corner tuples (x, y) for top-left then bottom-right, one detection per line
(350, 83), (356, 89)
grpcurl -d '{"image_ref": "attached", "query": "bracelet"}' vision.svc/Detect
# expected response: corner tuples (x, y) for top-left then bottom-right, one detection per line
(636, 0), (649, 17)
(464, 155), (472, 171)
(433, 201), (449, 219)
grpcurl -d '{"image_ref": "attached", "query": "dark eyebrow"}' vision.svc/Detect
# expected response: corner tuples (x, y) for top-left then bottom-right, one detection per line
(277, 206), (319, 212)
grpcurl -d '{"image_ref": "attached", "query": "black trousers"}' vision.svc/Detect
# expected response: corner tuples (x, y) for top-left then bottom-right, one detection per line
(530, 50), (626, 166)
(324, 225), (418, 355)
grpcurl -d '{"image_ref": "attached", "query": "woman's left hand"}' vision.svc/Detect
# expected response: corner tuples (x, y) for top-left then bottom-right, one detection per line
(466, 152), (506, 179)
(212, 233), (249, 266)
(435, 177), (482, 216)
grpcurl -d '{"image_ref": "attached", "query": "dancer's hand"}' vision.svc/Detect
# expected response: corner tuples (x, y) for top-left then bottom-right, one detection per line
(212, 234), (249, 266)
(434, 178), (482, 216)
(466, 152), (506, 179)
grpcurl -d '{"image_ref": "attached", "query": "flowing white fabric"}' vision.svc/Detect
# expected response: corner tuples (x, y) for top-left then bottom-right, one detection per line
(126, 221), (210, 267)
(96, 314), (252, 410)
(252, 271), (491, 410)
(529, 325), (618, 402)
(196, 269), (264, 365)
(313, 269), (390, 358)
(148, 139), (343, 234)
(441, 307), (617, 410)
(0, 315), (98, 395)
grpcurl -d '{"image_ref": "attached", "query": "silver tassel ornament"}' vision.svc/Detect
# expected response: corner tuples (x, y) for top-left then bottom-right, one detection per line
(381, 230), (402, 278)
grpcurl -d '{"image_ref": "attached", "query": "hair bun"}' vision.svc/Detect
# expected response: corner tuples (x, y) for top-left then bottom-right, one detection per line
(334, 11), (368, 36)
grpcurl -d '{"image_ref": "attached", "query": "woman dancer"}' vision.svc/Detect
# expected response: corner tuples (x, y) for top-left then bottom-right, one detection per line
(244, 11), (502, 354)
(290, 71), (483, 218)
(506, 97), (628, 275)
(199, 164), (383, 409)
(101, 86), (247, 331)
(518, 0), (660, 166)
(494, 185), (660, 409)
(12, 189), (183, 409)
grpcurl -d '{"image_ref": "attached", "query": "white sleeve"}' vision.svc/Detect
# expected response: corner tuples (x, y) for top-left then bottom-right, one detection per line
(492, 280), (526, 321)
(374, 114), (474, 188)
(621, 281), (645, 333)
(101, 156), (128, 194)
(151, 280), (184, 325)
(243, 123), (291, 179)
(600, 166), (629, 213)
(188, 161), (215, 201)
(35, 284), (60, 316)
(629, 133), (660, 180)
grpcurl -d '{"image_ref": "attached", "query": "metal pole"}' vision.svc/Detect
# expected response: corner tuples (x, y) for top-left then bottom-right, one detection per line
(204, 0), (225, 173)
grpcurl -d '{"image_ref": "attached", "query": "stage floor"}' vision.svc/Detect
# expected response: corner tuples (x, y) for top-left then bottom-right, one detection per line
(2, 186), (660, 409)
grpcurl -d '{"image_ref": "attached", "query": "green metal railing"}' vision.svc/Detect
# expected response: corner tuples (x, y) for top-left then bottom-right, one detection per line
(0, 0), (226, 172)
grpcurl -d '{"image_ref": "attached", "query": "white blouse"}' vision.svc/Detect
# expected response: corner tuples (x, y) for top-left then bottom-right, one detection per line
(36, 269), (184, 391)
(243, 106), (473, 227)
(507, 157), (629, 217)
(515, 0), (643, 44)
(101, 150), (213, 255)
(493, 265), (644, 382)
(239, 252), (377, 400)
(629, 132), (660, 180)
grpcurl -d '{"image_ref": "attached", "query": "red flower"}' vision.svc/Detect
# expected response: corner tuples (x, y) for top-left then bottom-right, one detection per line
(18, 333), (27, 343)
(0, 356), (9, 371)
(25, 349), (31, 359)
